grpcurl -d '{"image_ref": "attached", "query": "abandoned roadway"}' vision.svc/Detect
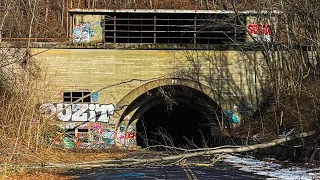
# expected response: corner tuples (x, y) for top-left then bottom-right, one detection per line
(62, 163), (270, 179)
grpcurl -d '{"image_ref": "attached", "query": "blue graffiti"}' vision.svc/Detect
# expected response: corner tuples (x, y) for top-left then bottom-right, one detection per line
(62, 137), (75, 148)
(231, 114), (240, 123)
(73, 22), (101, 42)
(92, 92), (98, 103)
(224, 110), (241, 124)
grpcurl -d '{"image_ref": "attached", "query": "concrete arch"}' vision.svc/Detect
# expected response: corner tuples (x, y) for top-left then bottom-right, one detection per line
(114, 78), (227, 148)
(117, 78), (223, 110)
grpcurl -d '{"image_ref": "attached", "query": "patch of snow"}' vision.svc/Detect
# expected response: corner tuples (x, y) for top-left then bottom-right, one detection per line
(223, 154), (320, 180)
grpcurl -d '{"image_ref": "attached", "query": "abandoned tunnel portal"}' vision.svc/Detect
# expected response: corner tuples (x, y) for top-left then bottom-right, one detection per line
(120, 85), (223, 148)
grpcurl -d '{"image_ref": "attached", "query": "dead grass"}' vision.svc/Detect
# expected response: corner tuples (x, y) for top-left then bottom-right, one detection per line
(41, 148), (129, 164)
(1, 169), (78, 180)
(0, 147), (129, 165)
(0, 148), (129, 179)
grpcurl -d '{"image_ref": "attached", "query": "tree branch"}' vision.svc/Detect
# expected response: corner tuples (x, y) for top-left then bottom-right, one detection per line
(3, 130), (316, 169)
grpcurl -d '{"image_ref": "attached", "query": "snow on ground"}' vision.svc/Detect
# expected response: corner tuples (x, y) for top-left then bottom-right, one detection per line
(223, 154), (320, 180)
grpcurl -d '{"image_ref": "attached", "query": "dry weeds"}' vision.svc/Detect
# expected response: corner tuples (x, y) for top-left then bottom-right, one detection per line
(0, 148), (129, 179)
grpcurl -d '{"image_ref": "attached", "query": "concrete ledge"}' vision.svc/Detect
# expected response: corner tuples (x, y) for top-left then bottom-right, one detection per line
(0, 42), (266, 50)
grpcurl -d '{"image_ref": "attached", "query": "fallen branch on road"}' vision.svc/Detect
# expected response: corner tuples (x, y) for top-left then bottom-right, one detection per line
(2, 130), (317, 169)
(145, 145), (241, 152)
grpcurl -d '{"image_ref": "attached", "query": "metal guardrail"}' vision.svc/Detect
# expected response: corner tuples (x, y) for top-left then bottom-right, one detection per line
(103, 13), (246, 44)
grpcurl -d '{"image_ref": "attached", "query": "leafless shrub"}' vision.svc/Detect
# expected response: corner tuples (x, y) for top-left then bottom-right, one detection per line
(0, 45), (55, 165)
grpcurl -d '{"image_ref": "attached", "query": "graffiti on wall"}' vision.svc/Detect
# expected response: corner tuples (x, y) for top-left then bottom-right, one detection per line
(73, 22), (102, 42)
(41, 103), (137, 149)
(63, 137), (75, 148)
(40, 103), (115, 122)
(102, 128), (115, 145)
(91, 92), (98, 103)
(68, 121), (118, 148)
(74, 124), (89, 148)
(224, 105), (242, 128)
(118, 124), (127, 146)
(46, 110), (121, 149)
(126, 124), (136, 147)
(247, 23), (272, 42)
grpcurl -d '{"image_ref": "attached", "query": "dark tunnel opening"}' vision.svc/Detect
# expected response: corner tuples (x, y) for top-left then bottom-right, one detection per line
(136, 99), (213, 148)
(122, 85), (224, 149)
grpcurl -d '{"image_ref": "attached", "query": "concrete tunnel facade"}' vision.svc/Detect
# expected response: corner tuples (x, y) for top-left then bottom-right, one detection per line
(33, 8), (274, 149)
(35, 48), (265, 149)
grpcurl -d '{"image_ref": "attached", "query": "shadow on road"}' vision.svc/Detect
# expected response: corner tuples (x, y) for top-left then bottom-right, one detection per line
(61, 163), (270, 179)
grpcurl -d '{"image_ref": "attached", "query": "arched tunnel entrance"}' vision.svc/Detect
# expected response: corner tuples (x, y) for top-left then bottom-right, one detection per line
(138, 100), (211, 148)
(124, 85), (223, 148)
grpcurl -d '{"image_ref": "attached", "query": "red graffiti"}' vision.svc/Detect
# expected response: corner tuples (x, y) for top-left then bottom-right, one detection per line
(58, 91), (63, 98)
(248, 24), (271, 36)
(128, 132), (135, 139)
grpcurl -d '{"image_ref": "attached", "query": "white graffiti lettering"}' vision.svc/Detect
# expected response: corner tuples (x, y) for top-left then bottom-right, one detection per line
(88, 104), (96, 122)
(39, 103), (57, 115)
(57, 104), (72, 122)
(40, 103), (115, 122)
(72, 104), (88, 122)
(95, 104), (114, 122)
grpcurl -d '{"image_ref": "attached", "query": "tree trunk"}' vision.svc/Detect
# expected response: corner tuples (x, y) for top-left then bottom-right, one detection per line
(17, 131), (317, 168)
(205, 0), (209, 9)
(87, 0), (90, 8)
(45, 0), (49, 22)
(27, 0), (37, 48)
(95, 131), (317, 167)
(61, 0), (65, 28)
(212, 0), (216, 9)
